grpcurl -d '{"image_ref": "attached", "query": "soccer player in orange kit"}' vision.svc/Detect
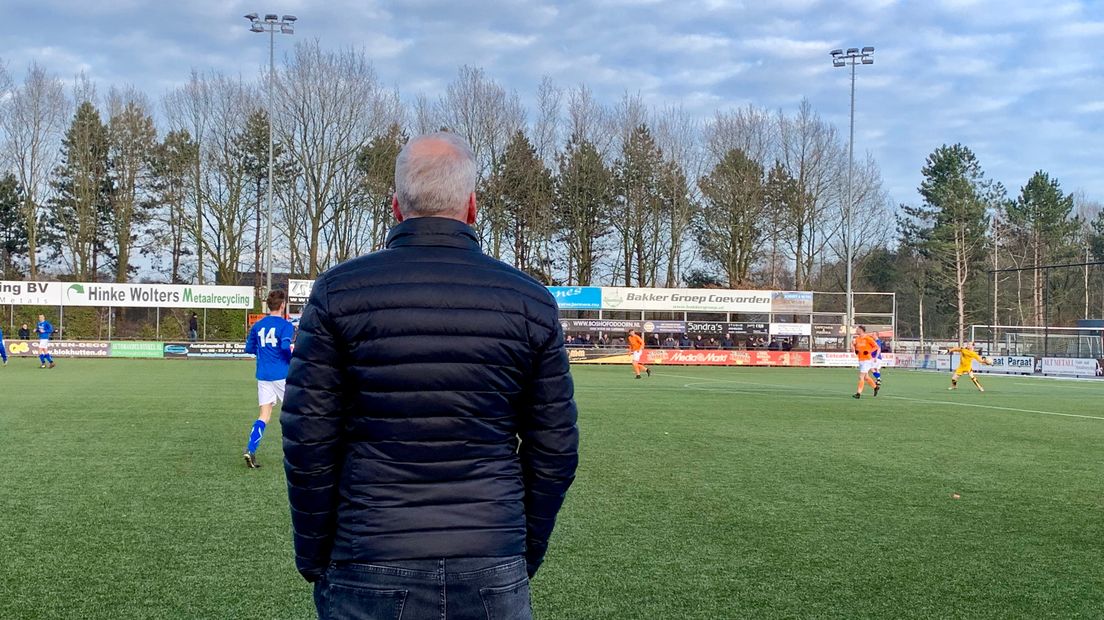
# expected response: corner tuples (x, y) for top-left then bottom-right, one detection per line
(852, 325), (880, 399)
(628, 329), (651, 379)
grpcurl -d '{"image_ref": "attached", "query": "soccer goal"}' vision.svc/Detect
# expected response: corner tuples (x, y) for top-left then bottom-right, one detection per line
(970, 324), (1104, 358)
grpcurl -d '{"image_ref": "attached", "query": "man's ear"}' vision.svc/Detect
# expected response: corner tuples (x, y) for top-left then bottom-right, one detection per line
(392, 195), (404, 222)
(465, 192), (478, 225)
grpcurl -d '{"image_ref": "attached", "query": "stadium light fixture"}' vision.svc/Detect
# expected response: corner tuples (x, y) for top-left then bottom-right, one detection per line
(829, 44), (875, 347)
(245, 12), (298, 297)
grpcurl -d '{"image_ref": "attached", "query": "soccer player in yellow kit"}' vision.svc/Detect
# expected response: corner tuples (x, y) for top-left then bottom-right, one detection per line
(948, 342), (993, 391)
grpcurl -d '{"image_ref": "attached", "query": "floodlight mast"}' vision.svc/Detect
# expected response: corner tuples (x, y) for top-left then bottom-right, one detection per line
(829, 45), (874, 348)
(244, 12), (297, 297)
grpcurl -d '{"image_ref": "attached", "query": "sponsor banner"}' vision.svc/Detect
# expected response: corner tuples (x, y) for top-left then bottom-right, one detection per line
(686, 321), (727, 336)
(568, 348), (809, 366)
(164, 342), (252, 359)
(770, 323), (811, 336)
(814, 324), (844, 337)
(61, 282), (254, 309)
(560, 319), (642, 333)
(811, 352), (857, 367)
(727, 322), (769, 335)
(644, 350), (810, 367)
(0, 280), (63, 305)
(548, 286), (603, 310)
(686, 321), (769, 336)
(770, 291), (813, 314)
(288, 279), (315, 304)
(1040, 357), (1102, 377)
(975, 355), (1034, 375)
(642, 320), (685, 334)
(810, 352), (899, 368)
(601, 287), (772, 313)
(5, 339), (110, 358)
(110, 341), (165, 359)
(893, 353), (944, 370)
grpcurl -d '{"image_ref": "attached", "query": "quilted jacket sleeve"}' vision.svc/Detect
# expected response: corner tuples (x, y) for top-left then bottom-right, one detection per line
(520, 320), (580, 578)
(281, 276), (346, 582)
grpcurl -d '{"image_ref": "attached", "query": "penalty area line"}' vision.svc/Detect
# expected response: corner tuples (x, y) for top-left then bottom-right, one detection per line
(656, 372), (1104, 422)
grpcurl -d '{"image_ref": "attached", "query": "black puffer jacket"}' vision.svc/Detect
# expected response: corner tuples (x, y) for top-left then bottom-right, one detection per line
(282, 217), (579, 581)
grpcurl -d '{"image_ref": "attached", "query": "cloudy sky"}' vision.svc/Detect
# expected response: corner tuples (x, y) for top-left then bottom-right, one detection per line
(4, 0), (1103, 208)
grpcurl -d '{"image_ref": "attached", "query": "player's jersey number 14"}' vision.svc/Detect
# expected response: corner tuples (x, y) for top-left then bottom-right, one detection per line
(258, 327), (280, 347)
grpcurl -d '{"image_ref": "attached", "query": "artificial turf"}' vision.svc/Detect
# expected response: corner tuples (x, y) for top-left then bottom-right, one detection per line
(1, 359), (1101, 619)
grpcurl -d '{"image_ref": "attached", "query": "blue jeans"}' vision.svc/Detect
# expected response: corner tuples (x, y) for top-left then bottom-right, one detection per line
(314, 555), (531, 620)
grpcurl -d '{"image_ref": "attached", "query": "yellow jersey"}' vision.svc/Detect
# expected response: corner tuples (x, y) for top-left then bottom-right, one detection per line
(952, 347), (985, 373)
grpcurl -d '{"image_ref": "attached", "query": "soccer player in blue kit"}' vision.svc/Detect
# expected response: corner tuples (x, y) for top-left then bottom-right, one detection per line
(872, 336), (885, 386)
(242, 290), (295, 469)
(0, 325), (7, 366)
(36, 314), (55, 368)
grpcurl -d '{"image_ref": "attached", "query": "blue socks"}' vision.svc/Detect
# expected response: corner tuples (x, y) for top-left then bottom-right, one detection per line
(38, 354), (45, 365)
(45, 353), (53, 363)
(246, 419), (266, 454)
(872, 370), (881, 380)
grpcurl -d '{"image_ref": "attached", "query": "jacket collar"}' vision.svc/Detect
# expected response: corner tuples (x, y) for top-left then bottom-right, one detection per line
(385, 217), (482, 252)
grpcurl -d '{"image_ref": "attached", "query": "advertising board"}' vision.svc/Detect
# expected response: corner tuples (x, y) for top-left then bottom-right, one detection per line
(1040, 357), (1102, 377)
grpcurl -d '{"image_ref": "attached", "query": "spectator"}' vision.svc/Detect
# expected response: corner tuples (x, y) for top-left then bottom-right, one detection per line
(693, 335), (706, 349)
(679, 333), (691, 348)
(18, 323), (30, 340)
(189, 312), (199, 342)
(722, 335), (734, 350)
(282, 133), (578, 618)
(663, 335), (676, 349)
(782, 339), (793, 351)
(707, 337), (719, 349)
(768, 338), (782, 351)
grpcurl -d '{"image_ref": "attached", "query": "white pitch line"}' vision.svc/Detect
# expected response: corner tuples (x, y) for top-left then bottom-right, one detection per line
(654, 371), (1104, 422)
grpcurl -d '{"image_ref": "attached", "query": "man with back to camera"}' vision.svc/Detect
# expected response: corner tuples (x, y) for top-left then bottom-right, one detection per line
(282, 132), (579, 619)
(242, 290), (294, 468)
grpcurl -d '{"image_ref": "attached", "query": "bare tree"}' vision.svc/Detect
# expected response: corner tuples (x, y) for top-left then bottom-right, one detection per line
(431, 66), (524, 256)
(777, 100), (843, 288)
(532, 76), (562, 167)
(566, 84), (615, 158)
(199, 74), (253, 284)
(654, 105), (701, 286)
(163, 71), (211, 283)
(275, 41), (401, 277)
(2, 62), (68, 278)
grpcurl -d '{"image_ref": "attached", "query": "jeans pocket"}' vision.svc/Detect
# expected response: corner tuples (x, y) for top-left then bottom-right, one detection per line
(323, 582), (408, 620)
(479, 578), (532, 620)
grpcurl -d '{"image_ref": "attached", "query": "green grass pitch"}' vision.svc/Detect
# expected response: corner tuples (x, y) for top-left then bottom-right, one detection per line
(2, 359), (1102, 619)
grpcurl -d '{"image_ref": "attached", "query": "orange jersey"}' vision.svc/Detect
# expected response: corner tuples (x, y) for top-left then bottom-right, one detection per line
(628, 334), (645, 352)
(853, 334), (878, 361)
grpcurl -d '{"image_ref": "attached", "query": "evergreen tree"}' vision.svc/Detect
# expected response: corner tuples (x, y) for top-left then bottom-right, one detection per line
(554, 136), (613, 286)
(1005, 171), (1079, 325)
(46, 100), (110, 280)
(695, 148), (766, 287)
(148, 129), (198, 283)
(907, 144), (995, 343)
(0, 174), (28, 277)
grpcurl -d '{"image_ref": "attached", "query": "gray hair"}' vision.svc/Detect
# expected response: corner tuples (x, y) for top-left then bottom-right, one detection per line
(394, 132), (478, 218)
